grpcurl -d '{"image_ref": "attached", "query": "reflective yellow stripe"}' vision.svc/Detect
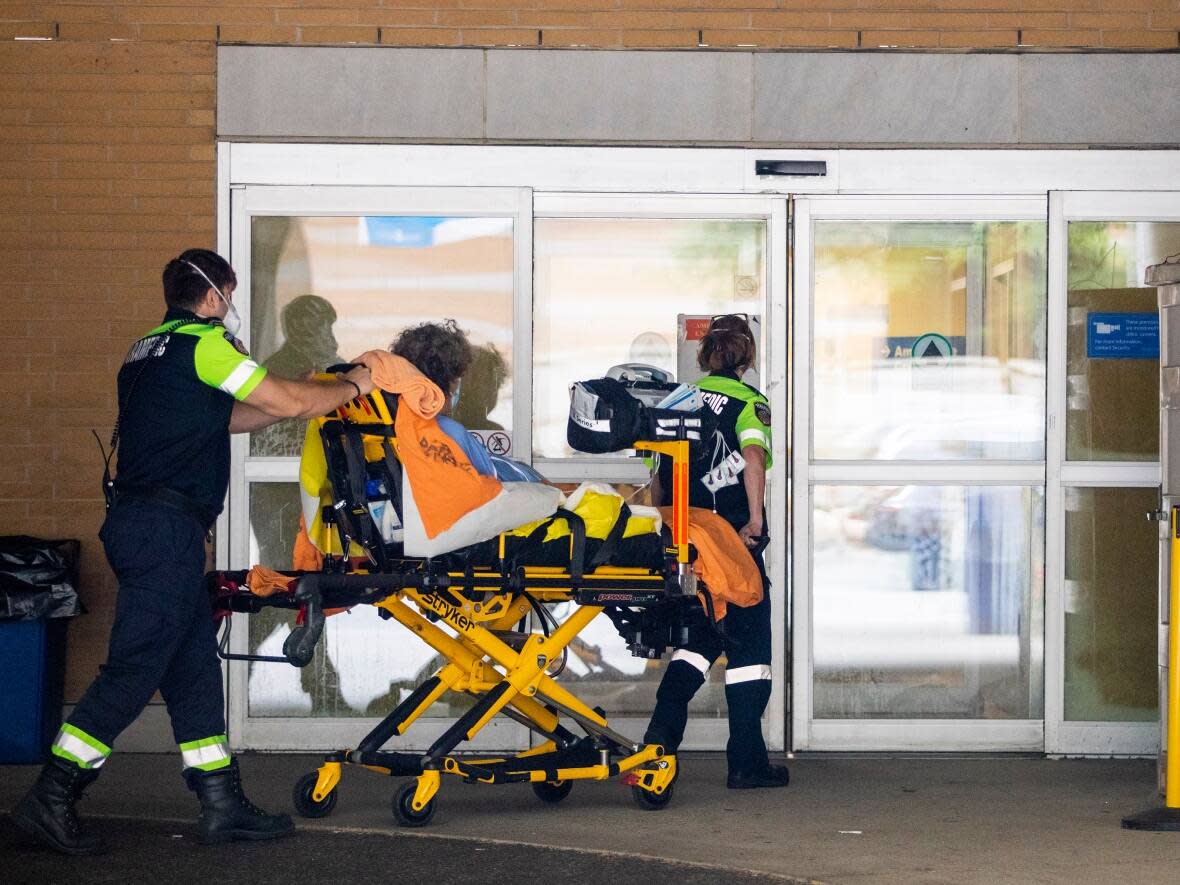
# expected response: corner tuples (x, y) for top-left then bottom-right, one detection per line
(52, 726), (110, 769)
(180, 737), (231, 771)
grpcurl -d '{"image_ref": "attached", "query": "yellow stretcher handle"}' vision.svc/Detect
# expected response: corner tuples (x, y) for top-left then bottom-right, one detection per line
(635, 440), (690, 564)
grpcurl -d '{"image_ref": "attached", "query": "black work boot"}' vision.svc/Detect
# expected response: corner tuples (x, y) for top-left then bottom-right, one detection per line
(184, 758), (294, 844)
(727, 764), (791, 790)
(10, 756), (107, 856)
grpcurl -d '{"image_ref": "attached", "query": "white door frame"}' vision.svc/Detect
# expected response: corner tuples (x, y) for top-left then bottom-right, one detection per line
(1045, 191), (1173, 756)
(222, 182), (534, 751)
(532, 192), (789, 751)
(793, 194), (1049, 752)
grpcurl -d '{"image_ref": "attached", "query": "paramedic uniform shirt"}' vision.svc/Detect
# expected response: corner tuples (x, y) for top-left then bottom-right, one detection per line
(659, 371), (772, 529)
(113, 307), (267, 519)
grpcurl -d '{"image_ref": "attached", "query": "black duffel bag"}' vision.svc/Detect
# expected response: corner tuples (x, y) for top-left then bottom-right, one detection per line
(567, 377), (646, 454)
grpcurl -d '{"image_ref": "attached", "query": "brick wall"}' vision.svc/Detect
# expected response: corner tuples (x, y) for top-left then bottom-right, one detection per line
(0, 1), (1177, 707)
(0, 35), (215, 700)
(3, 1), (1180, 51)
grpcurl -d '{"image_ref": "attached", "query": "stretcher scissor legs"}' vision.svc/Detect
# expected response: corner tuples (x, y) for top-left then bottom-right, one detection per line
(291, 586), (679, 826)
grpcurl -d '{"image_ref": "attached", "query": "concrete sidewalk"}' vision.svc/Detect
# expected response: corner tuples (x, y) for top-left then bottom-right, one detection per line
(2, 753), (1179, 884)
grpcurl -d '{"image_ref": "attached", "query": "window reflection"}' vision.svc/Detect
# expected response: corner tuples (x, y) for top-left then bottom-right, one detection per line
(1065, 221), (1180, 461)
(812, 485), (1045, 720)
(812, 221), (1047, 461)
(533, 218), (765, 459)
(246, 483), (452, 719)
(1064, 486), (1158, 722)
(249, 215), (515, 457)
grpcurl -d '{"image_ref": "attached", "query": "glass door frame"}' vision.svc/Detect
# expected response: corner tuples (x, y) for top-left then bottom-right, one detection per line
(1045, 191), (1174, 756)
(793, 194), (1050, 752)
(531, 192), (790, 752)
(223, 184), (534, 751)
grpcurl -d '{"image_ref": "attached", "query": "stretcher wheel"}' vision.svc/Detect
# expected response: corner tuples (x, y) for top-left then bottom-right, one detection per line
(293, 771), (338, 819)
(392, 780), (436, 828)
(631, 782), (675, 811)
(532, 779), (573, 804)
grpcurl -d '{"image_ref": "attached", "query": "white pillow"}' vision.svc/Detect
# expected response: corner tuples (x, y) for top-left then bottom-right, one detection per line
(402, 471), (563, 558)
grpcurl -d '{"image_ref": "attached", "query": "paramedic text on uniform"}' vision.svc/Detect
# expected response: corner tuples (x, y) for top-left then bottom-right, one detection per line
(645, 314), (789, 790)
(11, 249), (374, 856)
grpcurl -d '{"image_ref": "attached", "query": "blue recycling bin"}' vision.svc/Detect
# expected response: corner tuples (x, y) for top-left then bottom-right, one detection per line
(0, 618), (70, 763)
(0, 536), (82, 764)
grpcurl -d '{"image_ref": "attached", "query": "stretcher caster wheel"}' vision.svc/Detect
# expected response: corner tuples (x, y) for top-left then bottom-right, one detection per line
(631, 783), (675, 811)
(393, 780), (436, 828)
(293, 772), (338, 819)
(532, 779), (573, 804)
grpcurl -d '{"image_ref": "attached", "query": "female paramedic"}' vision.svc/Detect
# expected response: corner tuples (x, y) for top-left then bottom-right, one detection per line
(643, 314), (789, 790)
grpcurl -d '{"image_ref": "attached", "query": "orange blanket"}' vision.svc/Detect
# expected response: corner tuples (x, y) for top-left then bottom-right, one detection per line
(354, 349), (501, 540)
(352, 350), (444, 418)
(659, 506), (763, 621)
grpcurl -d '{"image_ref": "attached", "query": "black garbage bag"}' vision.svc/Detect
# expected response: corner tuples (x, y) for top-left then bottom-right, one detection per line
(0, 536), (83, 620)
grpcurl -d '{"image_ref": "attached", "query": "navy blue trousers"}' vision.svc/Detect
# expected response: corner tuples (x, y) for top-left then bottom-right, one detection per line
(68, 501), (225, 749)
(644, 550), (773, 775)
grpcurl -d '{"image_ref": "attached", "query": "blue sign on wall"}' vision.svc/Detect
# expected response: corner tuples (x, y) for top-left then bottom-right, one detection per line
(1086, 312), (1159, 360)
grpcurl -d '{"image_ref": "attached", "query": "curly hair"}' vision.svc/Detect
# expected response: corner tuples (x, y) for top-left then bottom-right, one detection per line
(391, 319), (473, 393)
(697, 315), (756, 374)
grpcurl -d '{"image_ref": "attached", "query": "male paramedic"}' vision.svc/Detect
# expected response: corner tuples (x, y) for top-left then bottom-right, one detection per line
(11, 249), (374, 855)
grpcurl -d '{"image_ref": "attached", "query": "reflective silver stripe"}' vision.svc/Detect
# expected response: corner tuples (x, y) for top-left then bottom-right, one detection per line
(53, 731), (109, 768)
(725, 664), (772, 684)
(671, 649), (711, 675)
(181, 741), (230, 769)
(219, 360), (260, 396)
(739, 428), (769, 446)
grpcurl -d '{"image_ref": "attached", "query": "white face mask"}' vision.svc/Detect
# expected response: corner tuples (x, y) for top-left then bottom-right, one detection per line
(184, 259), (241, 337)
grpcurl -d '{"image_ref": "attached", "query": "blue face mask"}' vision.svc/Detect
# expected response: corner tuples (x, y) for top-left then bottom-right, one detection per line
(450, 379), (462, 412)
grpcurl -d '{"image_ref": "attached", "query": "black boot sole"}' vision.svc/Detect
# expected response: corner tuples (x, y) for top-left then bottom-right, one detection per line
(10, 804), (107, 856)
(199, 825), (296, 845)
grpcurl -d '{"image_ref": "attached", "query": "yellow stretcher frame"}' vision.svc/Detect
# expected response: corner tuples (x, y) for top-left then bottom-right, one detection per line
(271, 391), (698, 826)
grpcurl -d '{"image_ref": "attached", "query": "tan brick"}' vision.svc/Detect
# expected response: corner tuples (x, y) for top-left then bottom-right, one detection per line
(535, 0), (616, 9)
(1101, 28), (1179, 47)
(541, 27), (620, 46)
(299, 25), (380, 43)
(379, 27), (463, 45)
(778, 28), (859, 47)
(517, 11), (596, 27)
(592, 11), (753, 28)
(218, 25), (300, 44)
(750, 11), (834, 29)
(1151, 13), (1180, 28)
(702, 0), (777, 8)
(780, 0), (858, 8)
(108, 107), (190, 126)
(621, 29), (699, 47)
(368, 9), (440, 27)
(275, 8), (361, 26)
(1019, 28), (1102, 46)
(700, 29), (777, 48)
(437, 10), (518, 27)
(460, 27), (539, 44)
(989, 12), (1070, 28)
(57, 22), (139, 41)
(908, 12), (994, 29)
(1071, 12), (1151, 29)
(113, 6), (202, 25)
(941, 29), (1020, 47)
(198, 7), (277, 26)
(0, 21), (55, 40)
(829, 12), (912, 29)
(139, 24), (219, 42)
(862, 29), (941, 47)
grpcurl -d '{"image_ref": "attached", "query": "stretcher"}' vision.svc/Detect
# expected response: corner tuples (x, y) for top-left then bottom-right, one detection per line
(209, 381), (712, 827)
